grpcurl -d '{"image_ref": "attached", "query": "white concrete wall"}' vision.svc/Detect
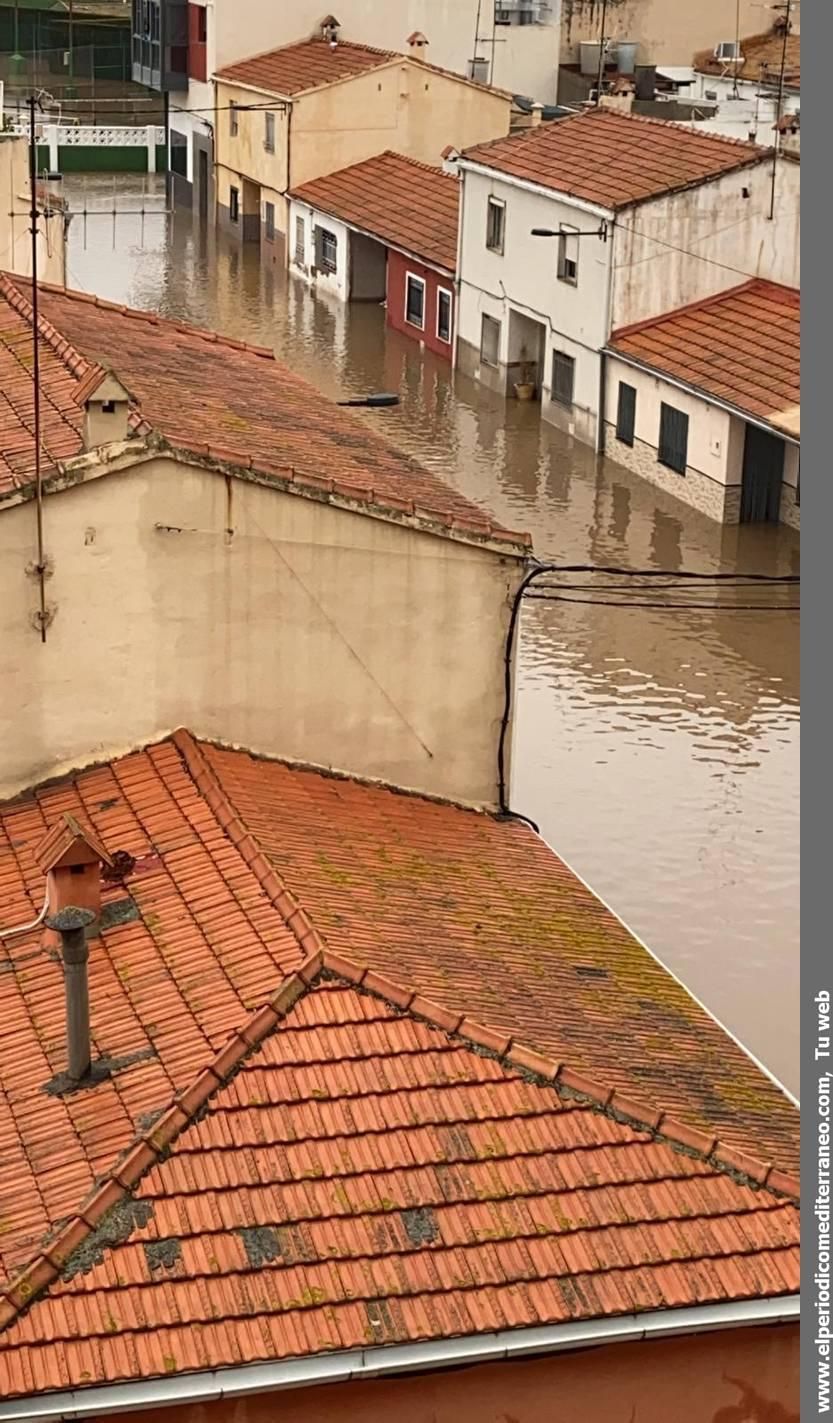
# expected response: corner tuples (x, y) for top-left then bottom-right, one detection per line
(0, 457), (522, 807)
(456, 164), (612, 441)
(605, 356), (734, 482)
(612, 158), (800, 328)
(287, 200), (350, 300)
(212, 0), (563, 103)
(661, 68), (800, 145)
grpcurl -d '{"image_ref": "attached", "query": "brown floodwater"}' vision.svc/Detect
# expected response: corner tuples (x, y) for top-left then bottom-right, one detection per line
(63, 176), (800, 1094)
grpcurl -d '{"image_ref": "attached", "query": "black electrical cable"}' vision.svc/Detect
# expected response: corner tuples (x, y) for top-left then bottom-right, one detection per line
(496, 559), (800, 817)
(525, 592), (800, 611)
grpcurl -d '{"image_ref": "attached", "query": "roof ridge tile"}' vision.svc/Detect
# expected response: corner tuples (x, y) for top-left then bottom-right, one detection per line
(0, 273), (94, 386)
(171, 729), (327, 961)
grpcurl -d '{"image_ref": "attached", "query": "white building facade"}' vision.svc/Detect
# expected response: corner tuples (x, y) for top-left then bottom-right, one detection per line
(454, 135), (800, 449)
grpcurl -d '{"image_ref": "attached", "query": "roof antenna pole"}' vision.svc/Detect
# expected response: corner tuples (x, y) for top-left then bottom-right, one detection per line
(28, 92), (47, 644)
(595, 0), (608, 106)
(769, 0), (791, 220)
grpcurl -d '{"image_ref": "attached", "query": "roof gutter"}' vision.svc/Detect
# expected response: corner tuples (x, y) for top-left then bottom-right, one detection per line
(605, 347), (801, 446)
(0, 1297), (800, 1421)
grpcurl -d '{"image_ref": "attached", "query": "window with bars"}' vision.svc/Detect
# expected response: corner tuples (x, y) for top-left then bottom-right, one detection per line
(557, 225), (579, 285)
(551, 350), (575, 407)
(264, 111), (275, 153)
(405, 273), (426, 329)
(229, 186), (239, 223)
(229, 101), (238, 138)
(616, 382), (636, 445)
(480, 314), (501, 366)
(315, 226), (338, 274)
(486, 197), (505, 254)
(264, 202), (276, 241)
(658, 403), (689, 474)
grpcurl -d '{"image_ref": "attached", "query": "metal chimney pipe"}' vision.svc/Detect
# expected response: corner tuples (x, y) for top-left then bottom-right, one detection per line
(46, 905), (95, 1081)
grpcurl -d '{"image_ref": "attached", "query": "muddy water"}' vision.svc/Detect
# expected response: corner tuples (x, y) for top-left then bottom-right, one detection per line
(64, 177), (800, 1093)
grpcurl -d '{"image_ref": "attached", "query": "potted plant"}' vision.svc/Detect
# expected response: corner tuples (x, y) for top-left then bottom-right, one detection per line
(513, 349), (537, 401)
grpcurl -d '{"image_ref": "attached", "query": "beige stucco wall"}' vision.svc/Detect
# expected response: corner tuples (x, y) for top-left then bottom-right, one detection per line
(0, 136), (66, 287)
(560, 0), (765, 65)
(0, 455), (522, 806)
(214, 62), (510, 238)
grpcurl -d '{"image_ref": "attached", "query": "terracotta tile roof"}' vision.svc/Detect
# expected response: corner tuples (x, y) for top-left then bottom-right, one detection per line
(290, 152), (460, 273)
(695, 28), (800, 91)
(0, 274), (527, 548)
(0, 734), (799, 1400)
(462, 109), (768, 210)
(215, 35), (514, 103)
(214, 36), (395, 96)
(609, 281), (800, 433)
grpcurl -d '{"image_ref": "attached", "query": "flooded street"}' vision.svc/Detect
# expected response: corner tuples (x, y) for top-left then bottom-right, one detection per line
(64, 175), (800, 1094)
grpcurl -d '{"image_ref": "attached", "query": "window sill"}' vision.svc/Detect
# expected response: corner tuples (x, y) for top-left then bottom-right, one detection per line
(405, 318), (425, 331)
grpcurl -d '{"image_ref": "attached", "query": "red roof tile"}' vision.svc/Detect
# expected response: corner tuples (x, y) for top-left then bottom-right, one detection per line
(0, 274), (527, 548)
(0, 734), (799, 1402)
(215, 37), (396, 96)
(291, 152), (459, 273)
(462, 109), (769, 210)
(0, 962), (799, 1399)
(609, 280), (800, 431)
(694, 27), (800, 91)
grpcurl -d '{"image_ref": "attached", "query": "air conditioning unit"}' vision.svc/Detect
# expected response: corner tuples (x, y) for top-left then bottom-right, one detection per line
(714, 40), (742, 61)
(704, 88), (718, 100)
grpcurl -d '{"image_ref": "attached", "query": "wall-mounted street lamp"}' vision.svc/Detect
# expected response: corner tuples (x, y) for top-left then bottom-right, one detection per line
(531, 226), (608, 240)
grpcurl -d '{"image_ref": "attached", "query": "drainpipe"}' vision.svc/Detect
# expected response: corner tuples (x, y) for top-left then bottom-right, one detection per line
(596, 217), (615, 455)
(452, 162), (465, 371)
(46, 906), (95, 1081)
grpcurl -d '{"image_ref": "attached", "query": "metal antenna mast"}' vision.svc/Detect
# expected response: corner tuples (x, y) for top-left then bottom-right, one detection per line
(27, 92), (48, 642)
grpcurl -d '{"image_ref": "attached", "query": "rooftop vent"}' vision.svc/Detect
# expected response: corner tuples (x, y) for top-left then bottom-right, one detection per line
(407, 31), (429, 61)
(34, 812), (113, 934)
(320, 14), (340, 46)
(74, 364), (133, 451)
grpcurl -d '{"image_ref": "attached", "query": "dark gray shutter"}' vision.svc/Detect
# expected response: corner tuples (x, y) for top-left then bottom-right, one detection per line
(659, 403), (689, 474)
(616, 382), (636, 445)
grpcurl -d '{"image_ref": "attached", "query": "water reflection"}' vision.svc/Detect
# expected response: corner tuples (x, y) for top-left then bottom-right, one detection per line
(64, 177), (800, 1093)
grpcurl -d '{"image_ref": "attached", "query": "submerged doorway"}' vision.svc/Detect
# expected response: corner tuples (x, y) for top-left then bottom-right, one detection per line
(740, 424), (784, 523)
(507, 309), (545, 401)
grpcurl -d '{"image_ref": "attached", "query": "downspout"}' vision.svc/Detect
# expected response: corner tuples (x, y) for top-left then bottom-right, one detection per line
(596, 217), (615, 455)
(451, 161), (465, 371)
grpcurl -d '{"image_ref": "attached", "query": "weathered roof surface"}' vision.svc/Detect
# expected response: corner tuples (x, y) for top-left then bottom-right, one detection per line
(0, 274), (526, 547)
(290, 152), (460, 273)
(0, 962), (799, 1400)
(609, 281), (800, 435)
(462, 109), (768, 210)
(215, 36), (395, 96)
(0, 732), (800, 1399)
(694, 28), (800, 90)
(215, 35), (513, 102)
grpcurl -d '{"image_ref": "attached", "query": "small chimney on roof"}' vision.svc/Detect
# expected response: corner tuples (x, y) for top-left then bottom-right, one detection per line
(530, 102), (544, 127)
(320, 13), (340, 46)
(407, 31), (429, 62)
(46, 905), (96, 1082)
(34, 813), (113, 938)
(74, 363), (133, 451)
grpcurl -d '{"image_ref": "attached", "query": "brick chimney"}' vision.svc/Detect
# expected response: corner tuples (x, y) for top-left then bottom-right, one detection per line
(320, 14), (340, 45)
(34, 813), (113, 943)
(407, 31), (429, 61)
